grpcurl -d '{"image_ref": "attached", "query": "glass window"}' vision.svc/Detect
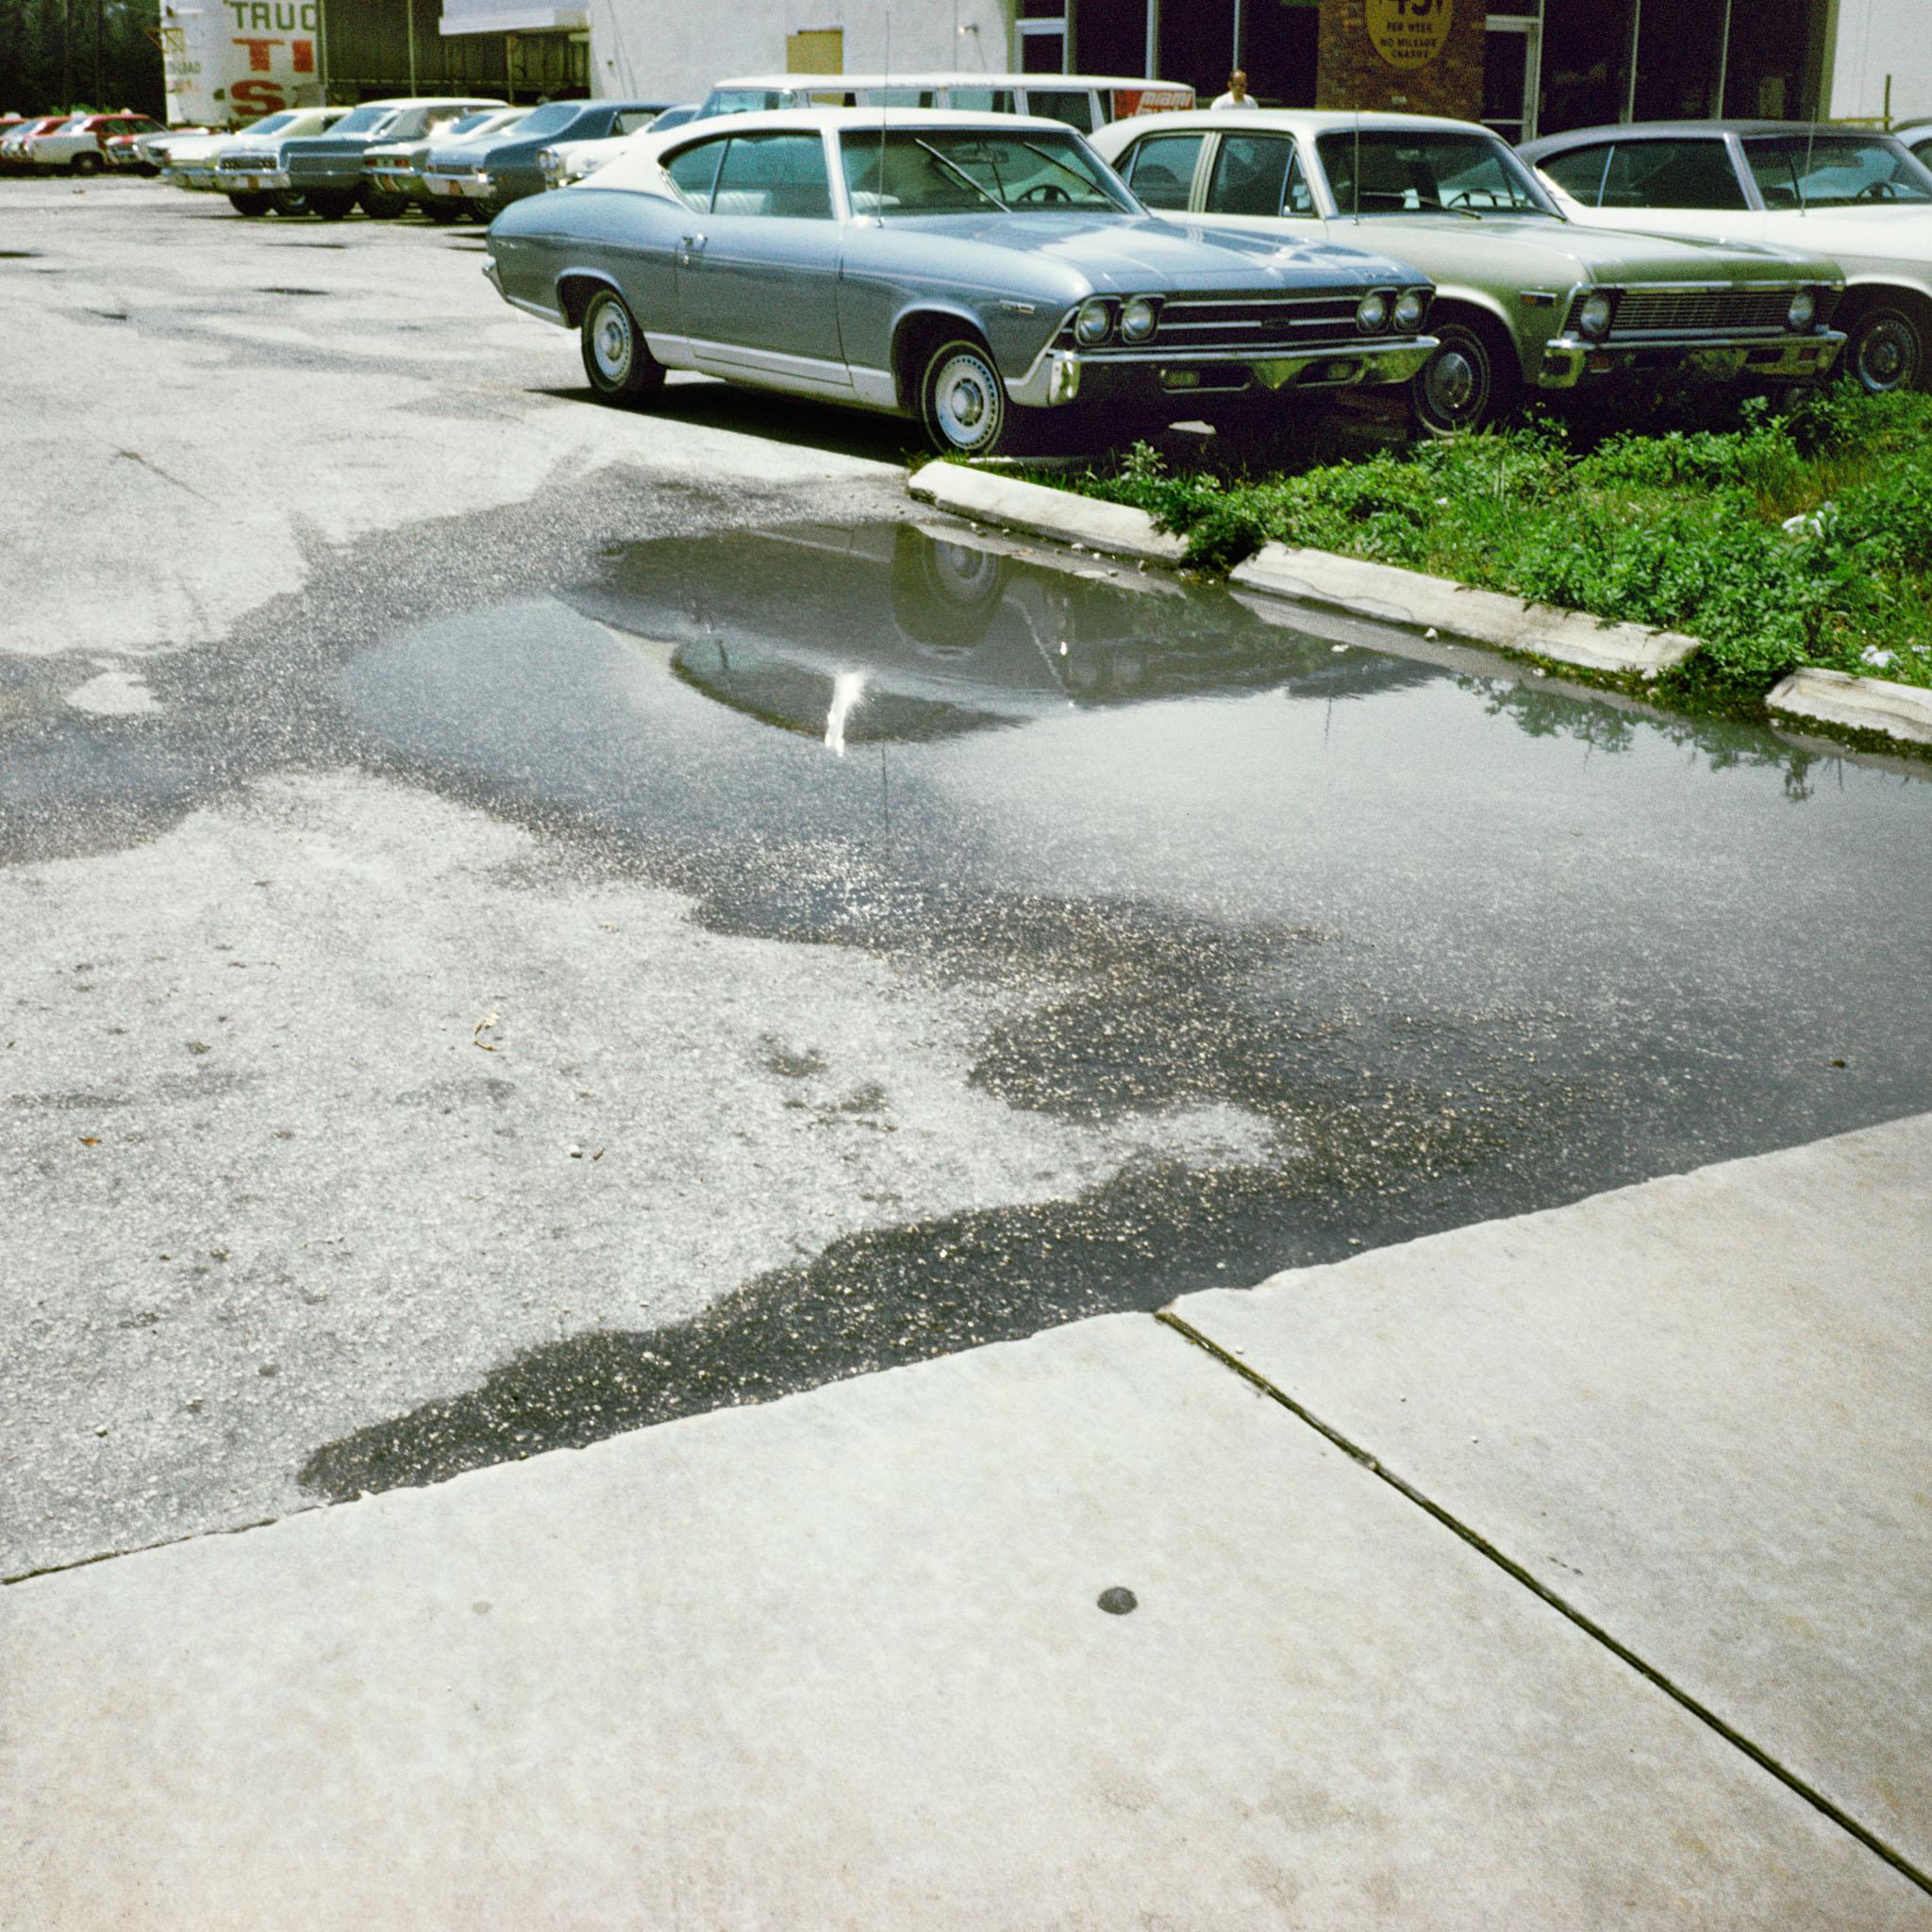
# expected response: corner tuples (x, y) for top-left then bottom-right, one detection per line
(332, 106), (398, 136)
(1123, 131), (1204, 209)
(613, 108), (658, 135)
(665, 137), (728, 209)
(1317, 128), (1553, 214)
(840, 129), (1130, 214)
(1600, 139), (1747, 210)
(712, 131), (834, 219)
(865, 89), (940, 108)
(1024, 89), (1095, 131)
(1742, 134), (1932, 208)
(1207, 133), (1295, 217)
(703, 89), (791, 116)
(516, 103), (583, 138)
(946, 89), (1017, 114)
(1536, 143), (1611, 205)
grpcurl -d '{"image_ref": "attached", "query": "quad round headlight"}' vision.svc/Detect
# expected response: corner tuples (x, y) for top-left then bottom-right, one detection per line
(1121, 295), (1158, 342)
(1074, 297), (1114, 345)
(1787, 289), (1816, 332)
(1392, 288), (1426, 332)
(1356, 291), (1390, 334)
(1577, 291), (1614, 340)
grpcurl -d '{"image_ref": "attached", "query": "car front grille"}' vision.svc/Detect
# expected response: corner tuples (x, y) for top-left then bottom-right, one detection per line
(218, 153), (273, 172)
(1145, 292), (1376, 350)
(1573, 287), (1799, 337)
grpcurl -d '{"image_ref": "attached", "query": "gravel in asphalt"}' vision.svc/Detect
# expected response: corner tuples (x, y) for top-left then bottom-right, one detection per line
(4, 179), (1930, 1580)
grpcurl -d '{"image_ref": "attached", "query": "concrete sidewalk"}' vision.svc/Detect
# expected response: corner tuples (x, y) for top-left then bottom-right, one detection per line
(5, 1117), (1930, 1928)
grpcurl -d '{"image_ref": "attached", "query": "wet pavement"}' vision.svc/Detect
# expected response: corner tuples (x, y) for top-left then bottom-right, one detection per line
(9, 507), (1929, 1556)
(5, 184), (1930, 1577)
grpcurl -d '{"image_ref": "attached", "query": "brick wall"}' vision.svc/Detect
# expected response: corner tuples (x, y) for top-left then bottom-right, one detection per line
(1315, 0), (1486, 119)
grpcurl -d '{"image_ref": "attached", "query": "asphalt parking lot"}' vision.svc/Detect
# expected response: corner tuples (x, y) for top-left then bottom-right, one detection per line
(6, 177), (1932, 1585)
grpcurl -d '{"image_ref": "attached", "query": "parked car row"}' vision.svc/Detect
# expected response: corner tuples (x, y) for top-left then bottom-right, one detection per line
(0, 111), (166, 172)
(16, 83), (1931, 448)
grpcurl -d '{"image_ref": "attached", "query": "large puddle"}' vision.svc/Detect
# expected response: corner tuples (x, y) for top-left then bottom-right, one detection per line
(295, 520), (1932, 1498)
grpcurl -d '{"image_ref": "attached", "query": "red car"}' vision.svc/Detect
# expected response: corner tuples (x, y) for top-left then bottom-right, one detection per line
(25, 111), (167, 173)
(0, 116), (71, 170)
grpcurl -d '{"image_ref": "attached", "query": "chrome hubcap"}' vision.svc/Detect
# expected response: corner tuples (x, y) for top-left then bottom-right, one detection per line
(1856, 319), (1914, 391)
(592, 303), (631, 382)
(933, 351), (1001, 451)
(1424, 344), (1483, 425)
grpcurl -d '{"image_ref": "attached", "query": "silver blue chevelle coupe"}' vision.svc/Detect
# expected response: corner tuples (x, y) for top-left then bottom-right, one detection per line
(483, 108), (1438, 454)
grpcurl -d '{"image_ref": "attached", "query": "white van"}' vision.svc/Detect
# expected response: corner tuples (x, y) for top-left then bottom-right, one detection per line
(696, 72), (1194, 136)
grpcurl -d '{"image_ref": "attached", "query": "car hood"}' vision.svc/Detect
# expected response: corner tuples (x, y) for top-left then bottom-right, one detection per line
(274, 133), (378, 158)
(1756, 206), (1932, 272)
(1329, 211), (1840, 284)
(884, 212), (1424, 289)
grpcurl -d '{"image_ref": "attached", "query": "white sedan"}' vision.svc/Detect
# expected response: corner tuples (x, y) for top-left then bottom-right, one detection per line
(1521, 120), (1932, 393)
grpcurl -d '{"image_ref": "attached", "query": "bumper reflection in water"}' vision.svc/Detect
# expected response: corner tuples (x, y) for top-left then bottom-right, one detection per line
(566, 522), (1422, 746)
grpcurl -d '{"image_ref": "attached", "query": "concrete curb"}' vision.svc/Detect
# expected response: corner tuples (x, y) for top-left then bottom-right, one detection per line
(1230, 541), (1699, 677)
(1766, 666), (1932, 747)
(906, 462), (1697, 677)
(906, 460), (1186, 564)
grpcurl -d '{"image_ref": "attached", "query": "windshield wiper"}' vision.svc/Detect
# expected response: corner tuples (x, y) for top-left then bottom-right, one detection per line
(910, 141), (1006, 211)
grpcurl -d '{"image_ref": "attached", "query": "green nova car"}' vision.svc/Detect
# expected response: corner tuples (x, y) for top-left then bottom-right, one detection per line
(1092, 110), (1846, 434)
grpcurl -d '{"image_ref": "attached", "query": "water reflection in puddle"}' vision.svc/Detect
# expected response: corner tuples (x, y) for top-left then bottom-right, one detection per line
(304, 518), (1932, 1496)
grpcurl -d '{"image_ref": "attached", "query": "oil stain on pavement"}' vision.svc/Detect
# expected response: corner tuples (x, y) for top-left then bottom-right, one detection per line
(301, 521), (1932, 1499)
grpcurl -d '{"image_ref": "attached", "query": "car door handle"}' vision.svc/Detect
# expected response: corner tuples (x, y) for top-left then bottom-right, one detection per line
(677, 232), (706, 265)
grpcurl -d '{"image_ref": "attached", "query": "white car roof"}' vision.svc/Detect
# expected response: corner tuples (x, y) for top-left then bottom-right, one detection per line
(708, 72), (1166, 92)
(588, 107), (1094, 196)
(1098, 107), (1498, 142)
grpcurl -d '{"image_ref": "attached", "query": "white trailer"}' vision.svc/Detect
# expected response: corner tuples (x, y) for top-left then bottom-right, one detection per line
(158, 0), (326, 127)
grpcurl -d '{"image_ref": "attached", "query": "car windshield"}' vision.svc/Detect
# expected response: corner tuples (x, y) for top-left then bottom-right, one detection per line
(514, 102), (582, 138)
(242, 114), (295, 135)
(840, 129), (1132, 214)
(444, 111), (498, 137)
(1741, 135), (1932, 208)
(1317, 129), (1556, 216)
(332, 105), (398, 136)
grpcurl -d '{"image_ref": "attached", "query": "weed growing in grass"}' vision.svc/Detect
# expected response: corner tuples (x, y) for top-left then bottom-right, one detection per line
(1067, 390), (1932, 698)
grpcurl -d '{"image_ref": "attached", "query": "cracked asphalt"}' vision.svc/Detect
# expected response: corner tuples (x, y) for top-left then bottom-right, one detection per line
(5, 177), (1930, 1580)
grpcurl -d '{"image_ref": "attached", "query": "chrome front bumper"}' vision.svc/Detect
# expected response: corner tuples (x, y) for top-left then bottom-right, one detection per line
(1538, 330), (1845, 388)
(1010, 335), (1439, 408)
(217, 164), (290, 192)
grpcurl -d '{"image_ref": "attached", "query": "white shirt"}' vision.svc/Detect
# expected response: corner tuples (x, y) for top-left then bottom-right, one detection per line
(1210, 92), (1252, 109)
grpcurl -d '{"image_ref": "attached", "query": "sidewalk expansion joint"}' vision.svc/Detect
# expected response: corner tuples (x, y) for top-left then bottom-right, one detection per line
(1153, 1307), (1932, 1901)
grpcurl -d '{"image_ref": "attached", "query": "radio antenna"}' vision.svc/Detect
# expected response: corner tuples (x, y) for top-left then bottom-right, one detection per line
(1352, 106), (1360, 221)
(1799, 117), (1817, 217)
(877, 14), (891, 220)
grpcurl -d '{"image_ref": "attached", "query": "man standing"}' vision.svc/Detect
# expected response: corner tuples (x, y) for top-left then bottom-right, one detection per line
(1211, 70), (1253, 108)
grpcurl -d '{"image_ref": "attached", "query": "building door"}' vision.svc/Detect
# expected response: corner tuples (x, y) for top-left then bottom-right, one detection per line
(1483, 14), (1541, 142)
(1020, 0), (1070, 73)
(1242, 0), (1321, 107)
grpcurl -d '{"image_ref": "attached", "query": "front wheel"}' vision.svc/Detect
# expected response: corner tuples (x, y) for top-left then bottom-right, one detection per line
(1843, 303), (1924, 393)
(918, 337), (1023, 457)
(270, 189), (308, 216)
(70, 152), (105, 175)
(359, 185), (407, 219)
(423, 199), (463, 224)
(226, 190), (273, 216)
(307, 188), (358, 221)
(579, 287), (665, 405)
(1411, 317), (1519, 436)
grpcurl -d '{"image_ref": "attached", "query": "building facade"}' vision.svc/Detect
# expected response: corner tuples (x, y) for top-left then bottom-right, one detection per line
(384, 0), (1925, 135)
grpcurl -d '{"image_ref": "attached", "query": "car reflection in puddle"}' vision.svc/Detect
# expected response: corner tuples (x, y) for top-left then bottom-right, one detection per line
(567, 522), (1431, 750)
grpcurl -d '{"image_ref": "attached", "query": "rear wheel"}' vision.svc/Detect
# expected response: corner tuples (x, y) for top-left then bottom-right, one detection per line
(1411, 314), (1520, 436)
(579, 287), (665, 405)
(918, 336), (1023, 458)
(308, 188), (358, 221)
(359, 184), (407, 219)
(226, 190), (273, 216)
(70, 151), (104, 175)
(1843, 301), (1925, 393)
(270, 189), (308, 216)
(423, 199), (463, 224)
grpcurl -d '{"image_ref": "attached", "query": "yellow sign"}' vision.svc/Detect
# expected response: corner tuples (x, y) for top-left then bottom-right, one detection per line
(1365, 0), (1453, 71)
